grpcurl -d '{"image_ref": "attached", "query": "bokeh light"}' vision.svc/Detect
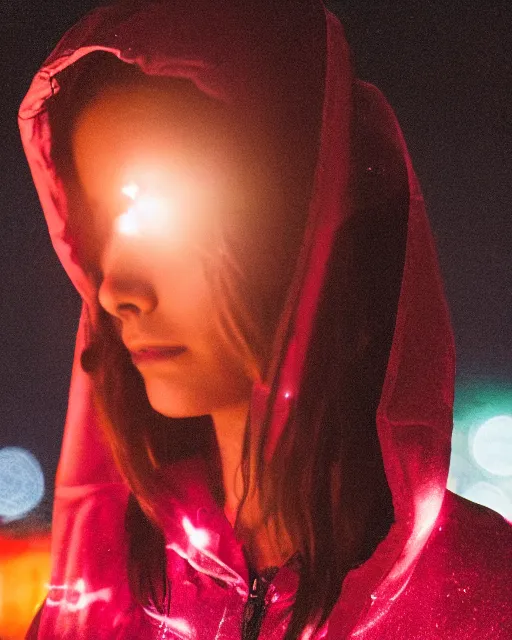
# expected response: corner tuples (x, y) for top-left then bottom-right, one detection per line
(449, 377), (512, 522)
(0, 447), (45, 522)
(0, 530), (51, 640)
(472, 415), (512, 476)
(462, 482), (512, 522)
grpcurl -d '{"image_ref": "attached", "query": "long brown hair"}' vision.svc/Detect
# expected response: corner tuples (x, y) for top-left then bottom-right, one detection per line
(48, 52), (405, 638)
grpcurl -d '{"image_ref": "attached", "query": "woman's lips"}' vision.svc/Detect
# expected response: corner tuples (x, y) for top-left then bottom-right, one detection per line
(130, 346), (187, 365)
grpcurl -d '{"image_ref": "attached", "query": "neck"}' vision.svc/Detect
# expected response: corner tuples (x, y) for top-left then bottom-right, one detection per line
(210, 401), (249, 526)
(210, 401), (296, 572)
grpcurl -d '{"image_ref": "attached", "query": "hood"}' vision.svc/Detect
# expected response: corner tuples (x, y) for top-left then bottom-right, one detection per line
(19, 1), (455, 637)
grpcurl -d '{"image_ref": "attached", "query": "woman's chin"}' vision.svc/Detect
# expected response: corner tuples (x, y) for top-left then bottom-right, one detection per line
(142, 369), (253, 419)
(148, 395), (204, 419)
(143, 380), (203, 419)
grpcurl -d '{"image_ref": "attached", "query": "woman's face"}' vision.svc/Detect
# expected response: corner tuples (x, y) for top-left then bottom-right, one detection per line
(71, 82), (258, 418)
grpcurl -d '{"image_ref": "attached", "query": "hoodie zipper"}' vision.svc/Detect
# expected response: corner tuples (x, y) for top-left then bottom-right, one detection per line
(242, 566), (278, 640)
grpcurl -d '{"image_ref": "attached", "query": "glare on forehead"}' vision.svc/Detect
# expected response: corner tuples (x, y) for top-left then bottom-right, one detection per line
(121, 182), (139, 200)
(71, 84), (240, 252)
(115, 182), (174, 239)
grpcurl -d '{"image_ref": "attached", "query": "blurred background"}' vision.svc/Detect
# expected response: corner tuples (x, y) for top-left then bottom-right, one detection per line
(1, 1), (511, 638)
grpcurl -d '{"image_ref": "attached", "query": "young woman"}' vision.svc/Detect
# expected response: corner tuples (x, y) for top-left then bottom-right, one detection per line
(19, 1), (511, 638)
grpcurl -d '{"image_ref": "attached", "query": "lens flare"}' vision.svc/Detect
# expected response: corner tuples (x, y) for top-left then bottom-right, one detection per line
(121, 182), (139, 201)
(116, 182), (170, 238)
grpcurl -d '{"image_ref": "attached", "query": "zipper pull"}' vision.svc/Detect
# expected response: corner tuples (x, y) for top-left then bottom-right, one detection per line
(243, 573), (264, 640)
(242, 568), (277, 640)
(244, 576), (260, 620)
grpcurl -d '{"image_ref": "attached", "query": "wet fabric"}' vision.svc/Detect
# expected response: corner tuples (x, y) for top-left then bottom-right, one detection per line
(19, 1), (512, 638)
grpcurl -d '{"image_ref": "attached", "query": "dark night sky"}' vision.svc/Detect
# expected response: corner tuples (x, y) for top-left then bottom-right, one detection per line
(1, 1), (511, 521)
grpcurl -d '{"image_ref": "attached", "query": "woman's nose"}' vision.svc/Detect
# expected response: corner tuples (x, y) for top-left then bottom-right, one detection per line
(98, 269), (158, 320)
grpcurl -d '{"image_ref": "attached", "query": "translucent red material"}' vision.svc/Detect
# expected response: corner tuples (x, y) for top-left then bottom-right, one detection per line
(19, 0), (512, 638)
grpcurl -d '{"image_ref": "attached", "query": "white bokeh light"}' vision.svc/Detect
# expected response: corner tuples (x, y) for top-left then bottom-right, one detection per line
(0, 446), (45, 521)
(471, 415), (512, 476)
(462, 482), (512, 522)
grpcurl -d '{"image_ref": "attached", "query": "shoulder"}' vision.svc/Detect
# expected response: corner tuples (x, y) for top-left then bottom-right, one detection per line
(419, 489), (512, 589)
(399, 490), (512, 638)
(432, 489), (512, 568)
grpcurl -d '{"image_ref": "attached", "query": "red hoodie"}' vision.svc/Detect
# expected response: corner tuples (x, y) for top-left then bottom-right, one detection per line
(19, 1), (512, 638)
